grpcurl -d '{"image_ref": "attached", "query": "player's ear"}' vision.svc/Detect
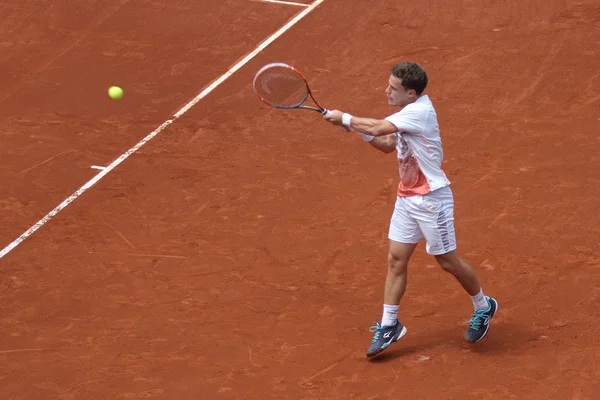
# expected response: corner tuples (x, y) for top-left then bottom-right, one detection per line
(407, 89), (417, 99)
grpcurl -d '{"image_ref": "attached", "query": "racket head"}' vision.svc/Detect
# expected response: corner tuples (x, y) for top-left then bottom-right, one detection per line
(253, 62), (323, 111)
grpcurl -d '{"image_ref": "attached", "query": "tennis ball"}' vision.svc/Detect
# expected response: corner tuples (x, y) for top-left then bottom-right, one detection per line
(108, 86), (124, 100)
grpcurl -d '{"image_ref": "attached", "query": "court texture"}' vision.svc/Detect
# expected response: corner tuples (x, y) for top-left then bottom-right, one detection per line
(1, 0), (600, 398)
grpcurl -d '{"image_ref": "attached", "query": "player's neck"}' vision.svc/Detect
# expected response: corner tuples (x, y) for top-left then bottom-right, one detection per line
(399, 95), (420, 109)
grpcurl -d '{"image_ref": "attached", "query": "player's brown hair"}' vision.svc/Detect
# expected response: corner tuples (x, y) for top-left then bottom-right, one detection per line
(392, 62), (428, 95)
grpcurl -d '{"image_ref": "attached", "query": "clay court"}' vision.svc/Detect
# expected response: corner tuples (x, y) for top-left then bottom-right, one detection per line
(1, 0), (600, 398)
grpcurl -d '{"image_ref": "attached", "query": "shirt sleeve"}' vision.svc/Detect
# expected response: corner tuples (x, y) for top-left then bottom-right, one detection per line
(385, 104), (426, 134)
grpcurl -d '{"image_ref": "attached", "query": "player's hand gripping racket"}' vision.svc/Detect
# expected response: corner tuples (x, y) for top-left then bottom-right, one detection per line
(253, 62), (330, 116)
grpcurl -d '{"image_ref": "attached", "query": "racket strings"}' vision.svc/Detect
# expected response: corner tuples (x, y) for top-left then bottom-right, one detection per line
(254, 67), (309, 108)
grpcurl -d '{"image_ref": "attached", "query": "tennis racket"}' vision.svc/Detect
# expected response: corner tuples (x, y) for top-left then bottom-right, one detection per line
(253, 62), (330, 115)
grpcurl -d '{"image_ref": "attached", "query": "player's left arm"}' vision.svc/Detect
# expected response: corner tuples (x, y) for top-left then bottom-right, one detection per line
(324, 110), (398, 137)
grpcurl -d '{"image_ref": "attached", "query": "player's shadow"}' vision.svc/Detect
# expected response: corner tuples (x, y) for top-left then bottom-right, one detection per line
(368, 321), (538, 363)
(464, 321), (543, 355)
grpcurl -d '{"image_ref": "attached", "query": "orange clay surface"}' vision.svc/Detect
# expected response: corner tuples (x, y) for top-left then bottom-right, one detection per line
(1, 0), (600, 399)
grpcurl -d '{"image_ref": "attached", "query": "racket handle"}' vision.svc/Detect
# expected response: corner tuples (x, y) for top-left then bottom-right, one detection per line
(322, 109), (351, 131)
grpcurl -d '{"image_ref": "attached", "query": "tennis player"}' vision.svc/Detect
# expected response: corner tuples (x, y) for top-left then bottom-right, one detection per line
(324, 62), (498, 357)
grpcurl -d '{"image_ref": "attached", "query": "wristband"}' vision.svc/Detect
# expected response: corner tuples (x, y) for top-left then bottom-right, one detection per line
(341, 113), (353, 128)
(358, 132), (375, 142)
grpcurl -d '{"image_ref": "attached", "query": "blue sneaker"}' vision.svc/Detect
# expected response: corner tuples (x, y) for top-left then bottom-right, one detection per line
(465, 296), (498, 343)
(366, 319), (407, 357)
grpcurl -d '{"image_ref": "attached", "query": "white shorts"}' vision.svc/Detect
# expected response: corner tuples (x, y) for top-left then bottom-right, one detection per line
(388, 186), (457, 255)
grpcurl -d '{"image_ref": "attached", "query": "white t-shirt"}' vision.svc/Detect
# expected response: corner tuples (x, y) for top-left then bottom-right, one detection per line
(384, 95), (450, 197)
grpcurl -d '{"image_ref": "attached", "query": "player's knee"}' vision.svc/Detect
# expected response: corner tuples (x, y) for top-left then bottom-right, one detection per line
(387, 251), (408, 276)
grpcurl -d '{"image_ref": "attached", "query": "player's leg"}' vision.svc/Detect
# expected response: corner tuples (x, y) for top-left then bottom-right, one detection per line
(434, 250), (481, 296)
(415, 186), (498, 343)
(435, 251), (498, 343)
(383, 240), (418, 321)
(366, 197), (420, 357)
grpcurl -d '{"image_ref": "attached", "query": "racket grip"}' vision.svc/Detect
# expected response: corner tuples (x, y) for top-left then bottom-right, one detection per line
(322, 109), (350, 131)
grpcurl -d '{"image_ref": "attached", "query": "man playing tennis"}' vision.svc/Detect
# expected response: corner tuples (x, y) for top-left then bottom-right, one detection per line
(323, 62), (498, 357)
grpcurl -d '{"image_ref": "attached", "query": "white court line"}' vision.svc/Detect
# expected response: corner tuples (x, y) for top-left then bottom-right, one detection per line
(0, 0), (326, 260)
(90, 165), (106, 170)
(254, 0), (310, 7)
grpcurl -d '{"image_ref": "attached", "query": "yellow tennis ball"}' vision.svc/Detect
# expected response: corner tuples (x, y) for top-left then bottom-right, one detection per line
(108, 86), (124, 100)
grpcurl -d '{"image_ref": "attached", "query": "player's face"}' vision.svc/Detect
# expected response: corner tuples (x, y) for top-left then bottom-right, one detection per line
(386, 75), (416, 107)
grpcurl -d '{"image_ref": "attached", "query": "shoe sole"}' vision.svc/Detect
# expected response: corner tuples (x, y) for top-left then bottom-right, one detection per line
(366, 326), (408, 357)
(467, 298), (498, 343)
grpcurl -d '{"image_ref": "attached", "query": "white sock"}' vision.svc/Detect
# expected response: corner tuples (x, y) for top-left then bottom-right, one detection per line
(381, 304), (399, 327)
(470, 288), (489, 311)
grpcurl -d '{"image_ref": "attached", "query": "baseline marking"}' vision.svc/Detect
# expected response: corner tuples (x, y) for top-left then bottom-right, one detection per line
(254, 0), (310, 7)
(0, 0), (325, 260)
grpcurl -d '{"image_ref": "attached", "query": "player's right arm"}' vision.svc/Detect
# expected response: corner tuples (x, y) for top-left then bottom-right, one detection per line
(361, 132), (396, 154)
